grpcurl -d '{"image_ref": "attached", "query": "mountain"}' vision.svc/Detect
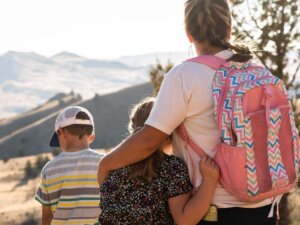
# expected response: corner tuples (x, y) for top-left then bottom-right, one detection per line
(1, 50), (298, 119)
(118, 52), (188, 67)
(0, 92), (82, 138)
(0, 82), (152, 159)
(0, 51), (148, 119)
(0, 50), (189, 120)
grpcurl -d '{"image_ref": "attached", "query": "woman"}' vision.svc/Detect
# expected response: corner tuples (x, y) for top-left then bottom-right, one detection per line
(98, 0), (277, 224)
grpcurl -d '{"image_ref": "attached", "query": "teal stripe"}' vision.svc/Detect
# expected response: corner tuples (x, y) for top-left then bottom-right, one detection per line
(35, 196), (58, 206)
(60, 197), (100, 202)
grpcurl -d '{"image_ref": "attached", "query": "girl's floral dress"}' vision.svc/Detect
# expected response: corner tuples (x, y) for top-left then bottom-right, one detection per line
(99, 154), (193, 225)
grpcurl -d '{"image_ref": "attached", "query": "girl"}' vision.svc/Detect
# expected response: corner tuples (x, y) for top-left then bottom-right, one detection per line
(98, 98), (219, 225)
(98, 0), (278, 224)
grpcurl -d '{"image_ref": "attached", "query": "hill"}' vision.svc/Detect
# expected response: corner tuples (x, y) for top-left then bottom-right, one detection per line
(0, 83), (152, 159)
(0, 51), (148, 119)
(0, 150), (300, 225)
(0, 92), (82, 138)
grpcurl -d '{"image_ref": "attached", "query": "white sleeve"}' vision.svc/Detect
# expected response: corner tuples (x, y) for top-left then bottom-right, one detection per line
(145, 65), (188, 135)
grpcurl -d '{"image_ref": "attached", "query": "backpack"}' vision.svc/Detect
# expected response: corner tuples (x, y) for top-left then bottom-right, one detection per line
(176, 55), (300, 202)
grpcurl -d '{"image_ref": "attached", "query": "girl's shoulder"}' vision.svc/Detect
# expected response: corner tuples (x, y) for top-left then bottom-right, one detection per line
(160, 154), (189, 174)
(112, 165), (131, 174)
(158, 154), (192, 192)
(162, 154), (185, 164)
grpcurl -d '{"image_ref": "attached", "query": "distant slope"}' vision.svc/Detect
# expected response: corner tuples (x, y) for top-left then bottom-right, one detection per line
(0, 92), (81, 138)
(0, 83), (152, 159)
(117, 52), (188, 67)
(81, 83), (152, 149)
(0, 51), (148, 119)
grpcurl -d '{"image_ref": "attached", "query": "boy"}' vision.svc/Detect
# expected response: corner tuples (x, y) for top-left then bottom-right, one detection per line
(35, 106), (103, 225)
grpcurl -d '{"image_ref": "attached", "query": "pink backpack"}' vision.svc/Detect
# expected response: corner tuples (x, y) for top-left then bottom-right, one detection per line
(176, 55), (300, 202)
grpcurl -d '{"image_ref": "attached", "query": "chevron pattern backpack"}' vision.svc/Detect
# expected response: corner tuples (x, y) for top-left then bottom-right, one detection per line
(176, 55), (299, 201)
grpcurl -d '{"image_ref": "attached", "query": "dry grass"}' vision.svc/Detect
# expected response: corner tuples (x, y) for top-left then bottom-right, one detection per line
(288, 188), (300, 225)
(0, 154), (48, 225)
(0, 150), (299, 225)
(0, 149), (107, 225)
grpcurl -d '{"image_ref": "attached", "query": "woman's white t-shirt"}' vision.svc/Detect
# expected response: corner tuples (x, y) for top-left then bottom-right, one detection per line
(145, 50), (272, 208)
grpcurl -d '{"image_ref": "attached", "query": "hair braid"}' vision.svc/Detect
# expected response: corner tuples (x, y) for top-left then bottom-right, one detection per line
(225, 42), (253, 62)
(213, 39), (253, 62)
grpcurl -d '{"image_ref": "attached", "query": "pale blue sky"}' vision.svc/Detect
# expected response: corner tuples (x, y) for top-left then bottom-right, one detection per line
(0, 0), (188, 59)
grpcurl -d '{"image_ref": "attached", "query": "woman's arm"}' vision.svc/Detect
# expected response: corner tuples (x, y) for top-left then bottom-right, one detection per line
(98, 125), (168, 184)
(168, 156), (219, 225)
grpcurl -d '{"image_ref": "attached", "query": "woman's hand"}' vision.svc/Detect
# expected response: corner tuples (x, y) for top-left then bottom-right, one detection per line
(199, 155), (220, 184)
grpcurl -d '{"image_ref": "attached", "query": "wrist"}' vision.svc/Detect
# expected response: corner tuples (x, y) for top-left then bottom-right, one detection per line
(201, 177), (218, 186)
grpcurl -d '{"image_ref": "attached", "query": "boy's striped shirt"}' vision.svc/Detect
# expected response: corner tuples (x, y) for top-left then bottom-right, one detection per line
(35, 149), (103, 225)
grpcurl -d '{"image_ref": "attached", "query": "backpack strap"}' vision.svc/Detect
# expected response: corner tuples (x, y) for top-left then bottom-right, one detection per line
(186, 55), (227, 70)
(177, 55), (227, 157)
(176, 123), (206, 157)
(267, 108), (289, 188)
(176, 123), (207, 187)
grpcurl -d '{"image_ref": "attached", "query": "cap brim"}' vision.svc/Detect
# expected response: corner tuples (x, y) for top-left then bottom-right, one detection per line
(49, 132), (60, 147)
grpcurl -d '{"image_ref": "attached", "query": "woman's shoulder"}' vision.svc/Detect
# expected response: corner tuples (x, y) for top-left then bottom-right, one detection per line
(166, 59), (216, 81)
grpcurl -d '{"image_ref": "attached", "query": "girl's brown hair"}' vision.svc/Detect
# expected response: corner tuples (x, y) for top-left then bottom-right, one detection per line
(128, 97), (165, 182)
(185, 0), (253, 62)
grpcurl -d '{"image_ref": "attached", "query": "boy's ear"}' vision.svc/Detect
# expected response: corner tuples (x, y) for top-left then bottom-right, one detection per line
(60, 129), (68, 139)
(88, 134), (95, 144)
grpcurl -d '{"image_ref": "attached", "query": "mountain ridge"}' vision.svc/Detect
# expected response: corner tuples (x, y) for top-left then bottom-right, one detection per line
(0, 82), (152, 159)
(0, 51), (152, 119)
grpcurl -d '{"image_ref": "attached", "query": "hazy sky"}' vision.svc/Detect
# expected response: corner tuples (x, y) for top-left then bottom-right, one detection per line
(0, 0), (188, 59)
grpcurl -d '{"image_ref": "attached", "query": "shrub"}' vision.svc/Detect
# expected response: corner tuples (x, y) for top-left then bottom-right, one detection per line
(2, 157), (9, 163)
(24, 161), (34, 178)
(34, 155), (49, 170)
(24, 155), (50, 179)
(51, 149), (60, 157)
(20, 215), (39, 225)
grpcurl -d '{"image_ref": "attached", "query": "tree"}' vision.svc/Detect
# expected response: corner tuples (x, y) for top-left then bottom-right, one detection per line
(149, 60), (173, 96)
(230, 0), (300, 87)
(229, 1), (300, 224)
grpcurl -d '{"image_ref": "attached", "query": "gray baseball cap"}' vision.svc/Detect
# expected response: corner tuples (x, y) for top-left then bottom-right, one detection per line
(49, 106), (94, 147)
